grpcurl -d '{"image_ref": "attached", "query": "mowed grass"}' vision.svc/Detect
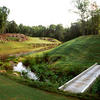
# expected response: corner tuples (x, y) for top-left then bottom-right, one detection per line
(0, 37), (60, 56)
(47, 35), (100, 72)
(0, 75), (79, 100)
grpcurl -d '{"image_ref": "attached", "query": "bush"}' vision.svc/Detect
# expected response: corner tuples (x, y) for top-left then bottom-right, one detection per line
(0, 61), (3, 66)
(6, 37), (19, 41)
(2, 63), (13, 70)
(22, 54), (75, 86)
(0, 61), (3, 70)
(48, 55), (62, 64)
(91, 77), (100, 95)
(31, 63), (58, 83)
(22, 54), (94, 88)
(23, 56), (36, 67)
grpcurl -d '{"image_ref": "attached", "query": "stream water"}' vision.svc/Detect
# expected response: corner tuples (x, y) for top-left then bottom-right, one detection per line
(13, 62), (38, 80)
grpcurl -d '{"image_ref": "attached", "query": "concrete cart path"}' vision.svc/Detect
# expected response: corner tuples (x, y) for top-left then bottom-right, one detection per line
(59, 63), (100, 93)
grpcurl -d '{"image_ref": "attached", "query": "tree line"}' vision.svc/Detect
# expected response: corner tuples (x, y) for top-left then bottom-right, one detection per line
(5, 21), (81, 42)
(0, 0), (100, 42)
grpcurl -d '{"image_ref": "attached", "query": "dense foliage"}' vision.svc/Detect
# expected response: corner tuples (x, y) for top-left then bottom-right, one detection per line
(91, 77), (100, 95)
(23, 55), (72, 86)
(0, 6), (10, 33)
(4, 16), (100, 42)
(0, 1), (100, 42)
(5, 22), (82, 42)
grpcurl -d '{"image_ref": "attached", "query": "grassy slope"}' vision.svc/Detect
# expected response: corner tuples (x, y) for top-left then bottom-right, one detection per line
(0, 35), (99, 100)
(48, 35), (100, 72)
(0, 37), (60, 56)
(0, 75), (79, 100)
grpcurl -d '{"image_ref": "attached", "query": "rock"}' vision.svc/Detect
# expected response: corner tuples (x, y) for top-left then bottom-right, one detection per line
(9, 61), (15, 66)
(13, 72), (20, 77)
(0, 70), (6, 73)
(0, 33), (28, 42)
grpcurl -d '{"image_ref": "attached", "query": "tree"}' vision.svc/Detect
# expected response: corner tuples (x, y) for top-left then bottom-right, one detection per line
(47, 24), (56, 38)
(6, 20), (18, 33)
(0, 6), (10, 33)
(73, 0), (90, 35)
(70, 22), (81, 37)
(90, 2), (100, 34)
(55, 24), (64, 41)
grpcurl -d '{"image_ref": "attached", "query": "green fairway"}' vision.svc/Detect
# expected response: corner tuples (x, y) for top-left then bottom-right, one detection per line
(0, 75), (79, 100)
(0, 36), (60, 57)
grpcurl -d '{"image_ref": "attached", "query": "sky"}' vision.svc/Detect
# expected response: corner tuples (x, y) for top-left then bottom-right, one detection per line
(0, 0), (100, 27)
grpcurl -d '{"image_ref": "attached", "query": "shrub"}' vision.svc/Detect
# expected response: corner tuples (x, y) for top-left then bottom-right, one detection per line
(0, 61), (4, 70)
(48, 55), (62, 64)
(0, 61), (3, 66)
(5, 56), (16, 61)
(6, 37), (19, 41)
(2, 62), (13, 70)
(23, 57), (36, 67)
(91, 77), (100, 95)
(31, 63), (58, 83)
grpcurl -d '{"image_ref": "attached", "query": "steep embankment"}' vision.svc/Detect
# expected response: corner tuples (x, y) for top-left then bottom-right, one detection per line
(48, 35), (100, 74)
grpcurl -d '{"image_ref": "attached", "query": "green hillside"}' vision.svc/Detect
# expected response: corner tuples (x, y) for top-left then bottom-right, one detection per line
(20, 35), (100, 89)
(22, 35), (100, 86)
(48, 35), (100, 70)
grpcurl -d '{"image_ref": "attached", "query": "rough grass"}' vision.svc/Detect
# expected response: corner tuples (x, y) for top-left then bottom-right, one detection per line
(26, 37), (60, 44)
(0, 75), (79, 100)
(0, 37), (60, 57)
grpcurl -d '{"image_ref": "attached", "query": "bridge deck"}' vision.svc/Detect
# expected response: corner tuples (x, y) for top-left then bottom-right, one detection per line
(59, 64), (100, 93)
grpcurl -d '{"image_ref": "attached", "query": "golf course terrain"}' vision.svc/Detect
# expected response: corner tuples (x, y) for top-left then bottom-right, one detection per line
(0, 1), (100, 99)
(0, 33), (61, 58)
(0, 34), (100, 100)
